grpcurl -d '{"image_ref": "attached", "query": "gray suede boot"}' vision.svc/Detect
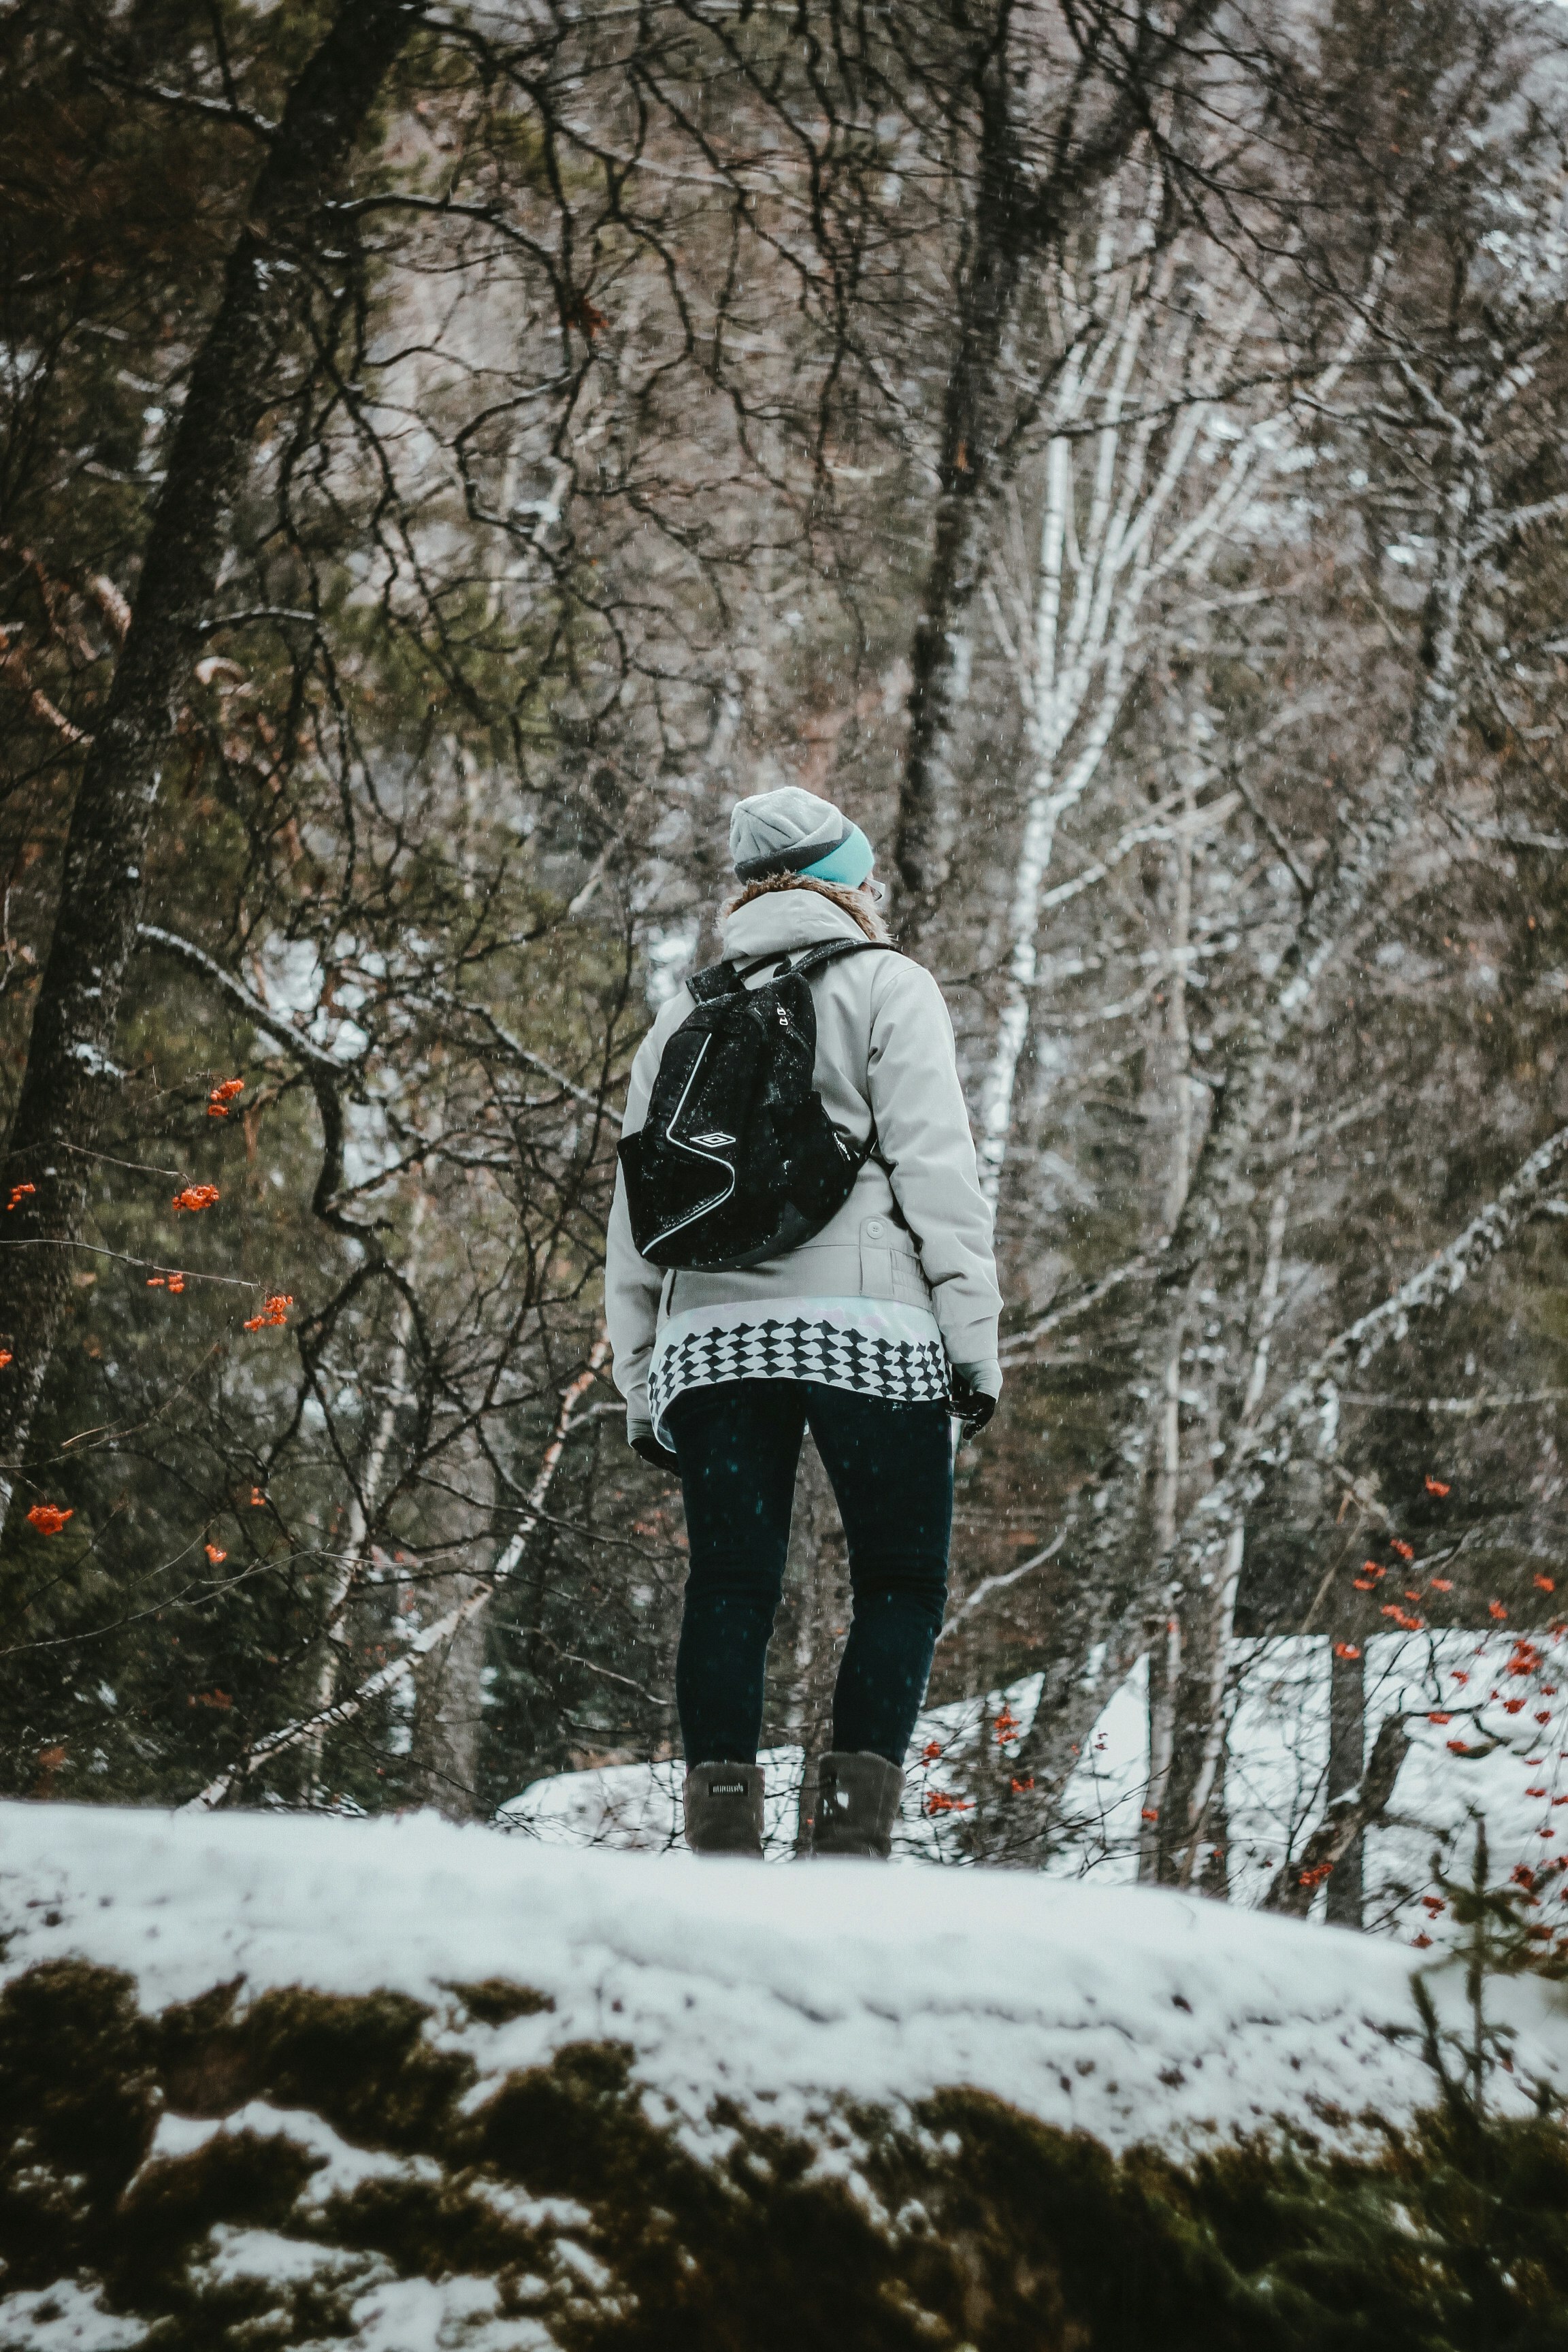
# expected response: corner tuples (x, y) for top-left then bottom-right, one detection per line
(683, 1761), (766, 1856)
(811, 1750), (904, 1859)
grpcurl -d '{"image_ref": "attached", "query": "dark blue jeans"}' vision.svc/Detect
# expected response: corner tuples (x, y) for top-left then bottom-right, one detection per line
(666, 1379), (953, 1769)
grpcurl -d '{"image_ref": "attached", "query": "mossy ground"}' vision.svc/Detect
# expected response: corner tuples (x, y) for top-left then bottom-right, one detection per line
(3, 1959), (1568, 2348)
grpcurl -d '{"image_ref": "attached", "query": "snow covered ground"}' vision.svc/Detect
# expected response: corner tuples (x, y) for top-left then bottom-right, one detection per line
(7, 1798), (1568, 2347)
(9, 1629), (1568, 2345)
(502, 1627), (1568, 1961)
(5, 1797), (1567, 2161)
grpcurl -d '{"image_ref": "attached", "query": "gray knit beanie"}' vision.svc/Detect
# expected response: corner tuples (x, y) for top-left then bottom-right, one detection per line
(728, 787), (874, 887)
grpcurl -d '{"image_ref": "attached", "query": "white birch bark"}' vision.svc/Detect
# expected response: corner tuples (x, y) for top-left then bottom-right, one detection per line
(979, 242), (1259, 1198)
(1139, 693), (1200, 1880)
(304, 1193), (428, 1784)
(979, 235), (1384, 1201)
(1168, 1096), (1301, 1886)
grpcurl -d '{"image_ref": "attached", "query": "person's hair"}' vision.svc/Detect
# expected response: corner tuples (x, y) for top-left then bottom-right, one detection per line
(722, 870), (889, 943)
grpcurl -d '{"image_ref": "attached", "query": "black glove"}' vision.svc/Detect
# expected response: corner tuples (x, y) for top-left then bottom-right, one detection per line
(949, 1380), (996, 1443)
(631, 1428), (680, 1473)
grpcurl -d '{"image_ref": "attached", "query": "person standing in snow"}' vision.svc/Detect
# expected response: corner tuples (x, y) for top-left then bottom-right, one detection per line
(606, 786), (1003, 1860)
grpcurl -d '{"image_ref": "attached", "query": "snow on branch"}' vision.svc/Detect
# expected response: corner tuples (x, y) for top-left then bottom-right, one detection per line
(1000, 1250), (1156, 1365)
(1161, 1115), (1568, 1561)
(85, 67), (278, 141)
(135, 925), (351, 1079)
(1032, 789), (1239, 921)
(1017, 1120), (1568, 1824)
(1286, 1117), (1568, 1405)
(935, 1526), (1070, 1647)
(1339, 1388), (1568, 1418)
(1139, 1114), (1568, 1625)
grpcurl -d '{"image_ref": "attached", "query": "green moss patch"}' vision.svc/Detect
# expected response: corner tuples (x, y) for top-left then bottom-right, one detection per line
(4, 1960), (1568, 2348)
(444, 1976), (556, 2025)
(159, 1977), (477, 2151)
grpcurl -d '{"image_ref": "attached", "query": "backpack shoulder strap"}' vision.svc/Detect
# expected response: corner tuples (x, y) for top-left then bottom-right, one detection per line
(732, 938), (893, 985)
(794, 938), (894, 977)
(686, 958), (744, 1004)
(791, 941), (896, 1172)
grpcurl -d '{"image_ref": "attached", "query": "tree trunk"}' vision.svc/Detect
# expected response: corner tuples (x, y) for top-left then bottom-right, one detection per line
(1145, 696), (1202, 1880)
(779, 1433), (845, 1852)
(0, 0), (421, 1509)
(1264, 1710), (1409, 1918)
(894, 4), (1028, 928)
(1157, 1522), (1243, 1886)
(1158, 1085), (1299, 1886)
(305, 1195), (425, 1791)
(893, 2), (1224, 936)
(1324, 1640), (1367, 1927)
(1138, 1608), (1179, 1883)
(410, 1575), (489, 1820)
(1008, 470), (1480, 1833)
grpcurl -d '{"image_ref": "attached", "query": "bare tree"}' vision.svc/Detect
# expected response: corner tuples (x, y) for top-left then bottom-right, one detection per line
(0, 0), (425, 1506)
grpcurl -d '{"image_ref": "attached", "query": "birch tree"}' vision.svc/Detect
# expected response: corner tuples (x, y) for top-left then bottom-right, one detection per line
(889, 0), (1228, 932)
(995, 22), (1568, 1874)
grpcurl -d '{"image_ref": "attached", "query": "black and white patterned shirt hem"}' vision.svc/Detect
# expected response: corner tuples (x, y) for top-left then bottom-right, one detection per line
(648, 1296), (950, 1446)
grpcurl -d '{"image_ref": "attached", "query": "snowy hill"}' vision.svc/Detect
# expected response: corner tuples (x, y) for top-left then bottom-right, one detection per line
(504, 1626), (1568, 1959)
(4, 1803), (1568, 2348)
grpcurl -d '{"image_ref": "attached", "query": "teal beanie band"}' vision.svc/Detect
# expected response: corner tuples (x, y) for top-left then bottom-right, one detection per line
(801, 823), (875, 889)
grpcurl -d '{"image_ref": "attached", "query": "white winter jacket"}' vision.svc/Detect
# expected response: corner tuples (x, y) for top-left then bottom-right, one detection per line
(606, 889), (1003, 1442)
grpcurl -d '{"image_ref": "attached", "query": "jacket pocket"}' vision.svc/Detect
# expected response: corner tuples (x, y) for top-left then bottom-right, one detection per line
(859, 1215), (929, 1305)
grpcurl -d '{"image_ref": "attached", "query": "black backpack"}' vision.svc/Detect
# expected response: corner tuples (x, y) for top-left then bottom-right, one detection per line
(617, 938), (890, 1272)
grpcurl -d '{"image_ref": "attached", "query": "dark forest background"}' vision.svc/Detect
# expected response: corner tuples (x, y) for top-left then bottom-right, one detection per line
(5, 0), (1568, 1914)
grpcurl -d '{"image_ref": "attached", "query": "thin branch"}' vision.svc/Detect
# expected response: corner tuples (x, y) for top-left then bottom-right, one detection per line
(1339, 1388), (1568, 1416)
(934, 1527), (1068, 1646)
(87, 67), (278, 140)
(136, 925), (374, 1239)
(135, 925), (351, 1079)
(415, 990), (624, 1125)
(1262, 1712), (1411, 1916)
(185, 1335), (612, 1809)
(1000, 1249), (1155, 1364)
